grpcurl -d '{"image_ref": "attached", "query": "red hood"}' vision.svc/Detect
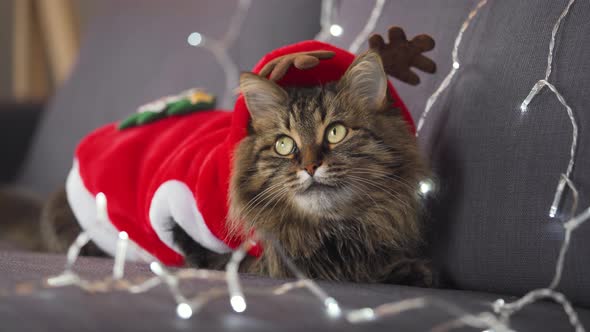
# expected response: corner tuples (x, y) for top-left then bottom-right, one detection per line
(229, 40), (415, 148)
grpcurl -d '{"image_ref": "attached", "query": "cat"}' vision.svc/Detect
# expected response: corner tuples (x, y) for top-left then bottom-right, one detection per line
(42, 51), (434, 286)
(0, 188), (43, 251)
(179, 51), (434, 286)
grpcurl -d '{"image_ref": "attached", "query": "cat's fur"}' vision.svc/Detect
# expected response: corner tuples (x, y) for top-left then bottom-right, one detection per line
(41, 51), (434, 286)
(40, 187), (105, 256)
(225, 51), (432, 285)
(0, 188), (43, 251)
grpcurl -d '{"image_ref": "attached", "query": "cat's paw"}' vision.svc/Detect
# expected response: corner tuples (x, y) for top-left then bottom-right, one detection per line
(386, 257), (438, 288)
(408, 259), (438, 288)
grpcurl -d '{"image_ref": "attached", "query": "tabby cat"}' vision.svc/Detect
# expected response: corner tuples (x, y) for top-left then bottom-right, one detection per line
(43, 51), (434, 286)
(178, 51), (433, 285)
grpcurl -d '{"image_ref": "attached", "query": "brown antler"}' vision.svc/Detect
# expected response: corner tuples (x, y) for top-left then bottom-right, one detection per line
(259, 50), (335, 81)
(369, 26), (436, 85)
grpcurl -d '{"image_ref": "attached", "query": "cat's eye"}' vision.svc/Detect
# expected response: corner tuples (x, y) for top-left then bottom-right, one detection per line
(275, 136), (295, 156)
(326, 124), (348, 144)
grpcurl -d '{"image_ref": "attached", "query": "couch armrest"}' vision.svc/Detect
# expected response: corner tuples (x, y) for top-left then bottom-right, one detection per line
(0, 101), (44, 183)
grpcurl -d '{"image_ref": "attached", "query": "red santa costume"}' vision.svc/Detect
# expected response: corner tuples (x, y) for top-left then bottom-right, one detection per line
(66, 40), (415, 266)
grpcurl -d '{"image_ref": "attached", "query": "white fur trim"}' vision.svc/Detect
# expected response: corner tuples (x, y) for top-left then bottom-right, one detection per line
(149, 180), (231, 254)
(66, 160), (150, 261)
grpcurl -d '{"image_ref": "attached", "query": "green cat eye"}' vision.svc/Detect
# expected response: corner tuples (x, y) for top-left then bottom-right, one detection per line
(275, 136), (295, 156)
(326, 124), (348, 144)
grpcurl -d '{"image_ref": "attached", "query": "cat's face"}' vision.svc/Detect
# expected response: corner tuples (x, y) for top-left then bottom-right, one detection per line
(239, 85), (374, 217)
(230, 51), (426, 239)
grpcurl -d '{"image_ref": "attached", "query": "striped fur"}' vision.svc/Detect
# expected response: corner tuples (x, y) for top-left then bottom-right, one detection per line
(227, 52), (434, 286)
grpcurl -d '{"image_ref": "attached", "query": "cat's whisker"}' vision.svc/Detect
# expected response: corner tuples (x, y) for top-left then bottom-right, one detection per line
(240, 182), (284, 214)
(228, 184), (291, 238)
(349, 180), (400, 215)
(247, 187), (291, 227)
(250, 185), (290, 215)
(239, 182), (288, 218)
(349, 167), (416, 191)
(345, 181), (381, 210)
(350, 172), (415, 193)
(230, 183), (284, 230)
(347, 175), (413, 211)
(256, 187), (290, 218)
(249, 185), (292, 214)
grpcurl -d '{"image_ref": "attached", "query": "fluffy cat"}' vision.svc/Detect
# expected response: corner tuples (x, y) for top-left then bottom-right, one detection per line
(42, 51), (434, 286)
(176, 51), (434, 286)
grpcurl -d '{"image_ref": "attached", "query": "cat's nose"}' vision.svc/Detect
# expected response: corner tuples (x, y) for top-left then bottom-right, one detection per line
(303, 162), (321, 176)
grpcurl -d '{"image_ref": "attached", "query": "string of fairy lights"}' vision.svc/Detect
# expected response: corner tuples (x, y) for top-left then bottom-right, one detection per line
(415, 0), (488, 136)
(412, 0), (587, 330)
(186, 0), (251, 109)
(6, 1), (587, 331)
(520, 0), (579, 219)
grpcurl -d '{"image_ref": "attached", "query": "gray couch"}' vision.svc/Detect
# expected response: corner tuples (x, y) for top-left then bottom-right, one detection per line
(2, 1), (589, 331)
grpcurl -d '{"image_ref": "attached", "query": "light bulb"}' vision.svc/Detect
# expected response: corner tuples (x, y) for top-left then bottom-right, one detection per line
(329, 24), (343, 37)
(176, 303), (193, 319)
(230, 295), (246, 313)
(325, 297), (342, 318)
(418, 179), (435, 196)
(187, 32), (203, 46)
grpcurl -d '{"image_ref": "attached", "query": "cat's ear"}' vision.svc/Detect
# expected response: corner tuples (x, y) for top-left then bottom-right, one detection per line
(338, 51), (388, 110)
(240, 72), (288, 121)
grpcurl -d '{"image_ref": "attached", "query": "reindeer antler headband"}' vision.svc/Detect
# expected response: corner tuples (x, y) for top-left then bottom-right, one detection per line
(259, 26), (436, 85)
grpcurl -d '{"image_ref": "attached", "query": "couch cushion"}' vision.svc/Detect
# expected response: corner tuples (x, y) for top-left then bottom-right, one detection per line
(330, 0), (590, 307)
(16, 0), (320, 196)
(1, 250), (588, 331)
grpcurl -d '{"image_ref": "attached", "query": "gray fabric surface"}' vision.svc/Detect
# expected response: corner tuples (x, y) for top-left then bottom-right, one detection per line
(331, 0), (590, 307)
(16, 0), (320, 196)
(1, 250), (589, 332)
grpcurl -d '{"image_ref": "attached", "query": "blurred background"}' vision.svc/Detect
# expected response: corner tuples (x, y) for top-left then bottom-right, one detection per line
(0, 0), (84, 102)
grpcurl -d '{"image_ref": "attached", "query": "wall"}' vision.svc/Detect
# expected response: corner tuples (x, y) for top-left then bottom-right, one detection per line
(0, 0), (87, 100)
(0, 0), (14, 98)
